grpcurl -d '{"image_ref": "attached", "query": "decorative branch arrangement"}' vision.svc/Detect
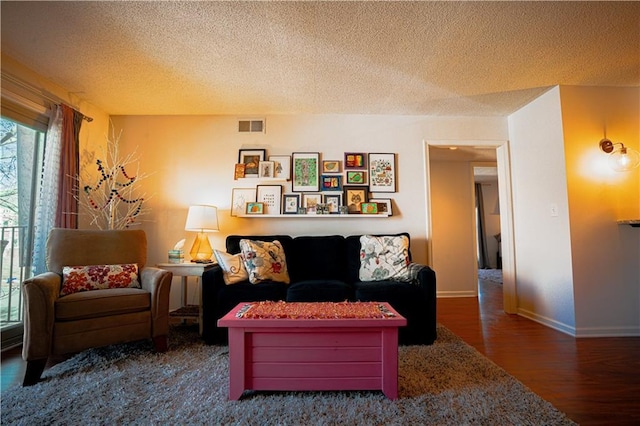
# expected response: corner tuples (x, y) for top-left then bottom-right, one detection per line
(77, 127), (150, 230)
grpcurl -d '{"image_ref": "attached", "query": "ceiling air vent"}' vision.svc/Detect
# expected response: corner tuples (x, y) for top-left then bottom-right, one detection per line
(238, 119), (265, 133)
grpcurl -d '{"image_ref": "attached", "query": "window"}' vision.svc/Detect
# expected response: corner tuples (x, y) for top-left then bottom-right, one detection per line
(0, 116), (45, 347)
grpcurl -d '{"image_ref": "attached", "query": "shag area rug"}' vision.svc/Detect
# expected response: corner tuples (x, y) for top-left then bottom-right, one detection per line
(1, 324), (575, 425)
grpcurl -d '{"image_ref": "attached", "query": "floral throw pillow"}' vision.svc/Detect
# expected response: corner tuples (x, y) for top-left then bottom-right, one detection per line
(359, 235), (411, 282)
(60, 264), (140, 296)
(213, 249), (249, 285)
(239, 239), (290, 284)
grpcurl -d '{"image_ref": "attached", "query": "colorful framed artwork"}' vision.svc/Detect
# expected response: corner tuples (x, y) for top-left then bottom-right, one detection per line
(369, 198), (392, 216)
(256, 184), (282, 215)
(246, 202), (264, 215)
(292, 152), (320, 192)
(369, 153), (396, 192)
(343, 185), (368, 213)
(269, 155), (291, 180)
(302, 193), (322, 214)
(258, 161), (274, 178)
(283, 193), (300, 214)
(238, 149), (266, 178)
(323, 193), (342, 214)
(322, 160), (341, 173)
(344, 152), (366, 169)
(360, 202), (378, 214)
(321, 175), (343, 191)
(231, 188), (256, 217)
(346, 170), (366, 185)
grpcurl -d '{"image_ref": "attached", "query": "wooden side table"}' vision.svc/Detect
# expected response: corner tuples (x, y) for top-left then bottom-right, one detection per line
(157, 262), (216, 335)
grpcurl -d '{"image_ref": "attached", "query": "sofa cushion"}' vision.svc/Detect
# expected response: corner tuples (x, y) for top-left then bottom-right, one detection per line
(286, 280), (353, 302)
(215, 281), (288, 315)
(287, 236), (348, 283)
(239, 239), (291, 284)
(213, 250), (248, 285)
(60, 263), (140, 296)
(226, 235), (294, 256)
(56, 288), (150, 321)
(358, 235), (410, 281)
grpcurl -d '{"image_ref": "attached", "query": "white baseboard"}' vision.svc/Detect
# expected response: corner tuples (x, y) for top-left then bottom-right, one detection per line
(518, 308), (640, 337)
(437, 290), (477, 298)
(573, 326), (640, 338)
(517, 308), (576, 336)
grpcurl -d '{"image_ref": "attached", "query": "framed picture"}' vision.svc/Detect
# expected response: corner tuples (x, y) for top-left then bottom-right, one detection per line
(302, 193), (322, 214)
(369, 153), (396, 192)
(238, 149), (266, 178)
(360, 202), (378, 214)
(269, 155), (291, 180)
(344, 152), (366, 169)
(343, 185), (368, 213)
(234, 163), (246, 180)
(323, 193), (342, 214)
(256, 185), (282, 215)
(346, 170), (366, 185)
(322, 160), (341, 173)
(231, 188), (256, 217)
(246, 202), (264, 215)
(258, 161), (274, 178)
(292, 152), (320, 192)
(369, 198), (392, 216)
(283, 193), (300, 214)
(321, 174), (343, 191)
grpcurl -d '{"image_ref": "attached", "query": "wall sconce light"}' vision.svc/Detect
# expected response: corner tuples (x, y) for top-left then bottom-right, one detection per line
(599, 138), (640, 172)
(185, 204), (219, 263)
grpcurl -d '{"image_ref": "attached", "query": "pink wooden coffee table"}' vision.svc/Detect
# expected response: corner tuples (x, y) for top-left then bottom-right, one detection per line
(217, 302), (406, 400)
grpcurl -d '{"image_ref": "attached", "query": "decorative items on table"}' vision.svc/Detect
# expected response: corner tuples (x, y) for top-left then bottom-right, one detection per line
(185, 205), (219, 262)
(168, 239), (185, 263)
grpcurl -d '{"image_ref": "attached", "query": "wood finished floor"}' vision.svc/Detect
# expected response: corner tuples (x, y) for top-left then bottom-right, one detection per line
(2, 280), (639, 424)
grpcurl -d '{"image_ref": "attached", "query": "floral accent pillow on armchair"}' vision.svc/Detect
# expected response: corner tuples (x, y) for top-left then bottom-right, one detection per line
(359, 235), (411, 282)
(239, 239), (290, 284)
(60, 263), (140, 296)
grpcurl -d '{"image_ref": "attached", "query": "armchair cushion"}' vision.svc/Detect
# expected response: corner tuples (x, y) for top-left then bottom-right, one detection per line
(60, 263), (140, 296)
(55, 288), (150, 321)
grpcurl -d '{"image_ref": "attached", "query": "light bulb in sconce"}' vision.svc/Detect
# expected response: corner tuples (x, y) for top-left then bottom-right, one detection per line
(599, 138), (640, 172)
(185, 205), (219, 263)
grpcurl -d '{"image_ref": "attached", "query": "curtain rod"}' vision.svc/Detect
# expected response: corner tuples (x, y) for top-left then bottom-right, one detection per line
(1, 71), (93, 122)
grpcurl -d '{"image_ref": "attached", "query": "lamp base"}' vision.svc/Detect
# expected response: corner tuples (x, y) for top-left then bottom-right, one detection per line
(190, 232), (213, 262)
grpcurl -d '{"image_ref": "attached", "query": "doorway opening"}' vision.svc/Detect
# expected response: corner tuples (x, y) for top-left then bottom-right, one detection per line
(425, 141), (516, 313)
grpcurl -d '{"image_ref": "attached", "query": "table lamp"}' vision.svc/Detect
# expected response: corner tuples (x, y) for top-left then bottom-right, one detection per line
(185, 204), (219, 262)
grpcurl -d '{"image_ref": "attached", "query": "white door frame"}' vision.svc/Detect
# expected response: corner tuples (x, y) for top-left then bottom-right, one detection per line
(424, 139), (517, 313)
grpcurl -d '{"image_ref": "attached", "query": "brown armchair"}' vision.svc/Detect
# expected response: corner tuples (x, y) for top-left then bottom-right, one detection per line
(21, 228), (173, 386)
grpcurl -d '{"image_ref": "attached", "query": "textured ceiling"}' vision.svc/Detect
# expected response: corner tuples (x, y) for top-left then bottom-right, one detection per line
(1, 1), (639, 117)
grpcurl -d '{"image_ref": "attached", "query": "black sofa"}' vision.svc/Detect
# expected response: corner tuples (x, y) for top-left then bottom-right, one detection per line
(201, 233), (436, 345)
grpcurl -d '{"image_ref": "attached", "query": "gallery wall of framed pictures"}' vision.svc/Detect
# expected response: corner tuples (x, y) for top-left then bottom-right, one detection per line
(232, 149), (396, 217)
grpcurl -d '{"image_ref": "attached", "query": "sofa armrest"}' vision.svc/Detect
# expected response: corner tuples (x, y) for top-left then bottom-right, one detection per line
(413, 263), (437, 342)
(201, 265), (224, 343)
(22, 272), (61, 361)
(140, 267), (173, 338)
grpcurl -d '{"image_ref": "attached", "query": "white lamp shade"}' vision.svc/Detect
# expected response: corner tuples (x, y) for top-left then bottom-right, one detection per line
(185, 205), (219, 232)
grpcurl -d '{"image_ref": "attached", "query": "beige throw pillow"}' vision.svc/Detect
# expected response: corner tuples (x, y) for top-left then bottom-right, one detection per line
(239, 239), (290, 284)
(213, 249), (249, 285)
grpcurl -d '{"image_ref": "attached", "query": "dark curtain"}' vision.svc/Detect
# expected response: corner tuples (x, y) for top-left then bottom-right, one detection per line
(475, 183), (490, 269)
(55, 104), (82, 228)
